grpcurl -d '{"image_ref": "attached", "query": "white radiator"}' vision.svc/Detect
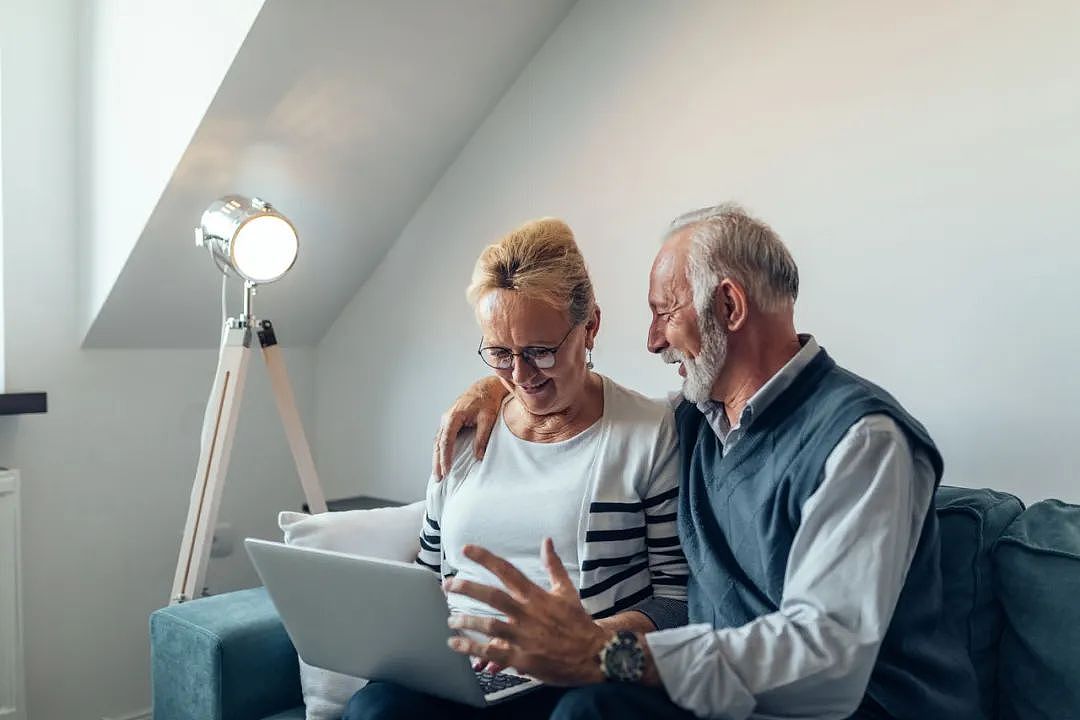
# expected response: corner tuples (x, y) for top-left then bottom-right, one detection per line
(0, 470), (25, 720)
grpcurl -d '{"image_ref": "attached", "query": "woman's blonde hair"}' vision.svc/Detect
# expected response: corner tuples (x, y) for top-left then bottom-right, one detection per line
(466, 218), (596, 325)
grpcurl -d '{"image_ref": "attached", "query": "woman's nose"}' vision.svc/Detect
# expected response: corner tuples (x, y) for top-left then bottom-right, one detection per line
(511, 355), (535, 383)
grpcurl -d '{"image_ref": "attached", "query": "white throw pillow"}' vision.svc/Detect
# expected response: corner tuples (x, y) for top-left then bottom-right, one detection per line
(278, 502), (425, 720)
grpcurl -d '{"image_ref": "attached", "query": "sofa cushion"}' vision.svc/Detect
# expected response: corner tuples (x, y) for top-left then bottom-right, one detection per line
(934, 485), (1024, 719)
(994, 499), (1080, 720)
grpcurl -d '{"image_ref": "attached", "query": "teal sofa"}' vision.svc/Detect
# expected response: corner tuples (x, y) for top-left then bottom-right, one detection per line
(149, 487), (1080, 720)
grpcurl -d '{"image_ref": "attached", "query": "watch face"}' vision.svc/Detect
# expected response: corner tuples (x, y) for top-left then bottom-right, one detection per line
(609, 646), (641, 677)
(603, 631), (645, 682)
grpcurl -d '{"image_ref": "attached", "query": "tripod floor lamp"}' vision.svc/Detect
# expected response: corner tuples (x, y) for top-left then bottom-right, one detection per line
(171, 195), (328, 605)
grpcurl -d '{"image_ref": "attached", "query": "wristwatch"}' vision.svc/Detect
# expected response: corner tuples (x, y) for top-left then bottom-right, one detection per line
(598, 630), (645, 683)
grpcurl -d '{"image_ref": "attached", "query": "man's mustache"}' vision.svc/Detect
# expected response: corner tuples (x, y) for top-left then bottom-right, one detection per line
(660, 348), (685, 365)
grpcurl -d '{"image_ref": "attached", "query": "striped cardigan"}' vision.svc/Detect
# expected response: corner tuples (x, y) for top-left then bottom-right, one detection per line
(416, 375), (689, 629)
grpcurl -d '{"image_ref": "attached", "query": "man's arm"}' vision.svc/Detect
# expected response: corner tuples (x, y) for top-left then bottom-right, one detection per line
(643, 415), (935, 719)
(442, 415), (933, 710)
(596, 611), (659, 634)
(432, 376), (508, 479)
(434, 384), (682, 479)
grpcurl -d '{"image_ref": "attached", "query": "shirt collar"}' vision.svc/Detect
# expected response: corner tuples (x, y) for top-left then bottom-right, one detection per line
(696, 334), (820, 432)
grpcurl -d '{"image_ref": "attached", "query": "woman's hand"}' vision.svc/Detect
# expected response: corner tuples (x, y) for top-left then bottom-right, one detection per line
(432, 376), (508, 479)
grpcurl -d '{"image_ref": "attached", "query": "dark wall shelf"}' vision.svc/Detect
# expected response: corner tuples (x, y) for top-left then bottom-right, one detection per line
(0, 393), (47, 415)
(302, 495), (403, 513)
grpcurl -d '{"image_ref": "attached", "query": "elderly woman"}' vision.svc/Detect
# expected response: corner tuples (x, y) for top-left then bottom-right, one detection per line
(343, 218), (687, 720)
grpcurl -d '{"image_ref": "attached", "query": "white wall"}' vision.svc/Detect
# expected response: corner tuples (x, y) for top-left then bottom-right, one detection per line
(0, 45), (5, 393)
(78, 0), (264, 340)
(1, 2), (316, 718)
(317, 0), (1080, 507)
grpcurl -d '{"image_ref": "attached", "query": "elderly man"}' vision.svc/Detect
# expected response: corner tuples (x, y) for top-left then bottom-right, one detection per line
(434, 204), (980, 719)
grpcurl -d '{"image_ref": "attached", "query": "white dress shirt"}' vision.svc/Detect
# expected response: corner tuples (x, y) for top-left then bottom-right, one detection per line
(649, 336), (935, 719)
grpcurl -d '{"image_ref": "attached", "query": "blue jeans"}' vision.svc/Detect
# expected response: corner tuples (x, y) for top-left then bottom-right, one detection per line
(549, 684), (697, 719)
(343, 680), (896, 719)
(342, 681), (566, 720)
(342, 681), (694, 720)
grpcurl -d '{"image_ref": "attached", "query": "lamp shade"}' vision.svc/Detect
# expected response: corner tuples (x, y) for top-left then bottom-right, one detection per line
(196, 195), (298, 284)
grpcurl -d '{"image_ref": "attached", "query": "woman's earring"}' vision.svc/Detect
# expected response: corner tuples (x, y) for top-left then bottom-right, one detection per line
(586, 349), (594, 370)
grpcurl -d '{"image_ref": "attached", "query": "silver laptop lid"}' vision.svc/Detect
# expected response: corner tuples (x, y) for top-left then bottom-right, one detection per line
(245, 538), (488, 706)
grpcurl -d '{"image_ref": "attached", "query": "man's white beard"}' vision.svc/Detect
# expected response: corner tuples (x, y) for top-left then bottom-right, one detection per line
(661, 310), (727, 404)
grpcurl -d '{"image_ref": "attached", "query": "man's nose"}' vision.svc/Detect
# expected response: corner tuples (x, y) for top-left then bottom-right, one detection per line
(647, 321), (667, 354)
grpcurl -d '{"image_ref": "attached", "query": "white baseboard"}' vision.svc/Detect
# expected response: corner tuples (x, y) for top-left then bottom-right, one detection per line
(102, 709), (150, 720)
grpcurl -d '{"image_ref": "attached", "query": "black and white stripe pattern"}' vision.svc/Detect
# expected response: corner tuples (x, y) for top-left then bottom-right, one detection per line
(416, 484), (687, 621)
(577, 485), (687, 620)
(415, 514), (442, 574)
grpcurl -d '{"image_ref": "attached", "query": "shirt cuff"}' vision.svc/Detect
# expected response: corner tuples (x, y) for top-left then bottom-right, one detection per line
(644, 622), (715, 656)
(645, 623), (756, 720)
(629, 596), (688, 630)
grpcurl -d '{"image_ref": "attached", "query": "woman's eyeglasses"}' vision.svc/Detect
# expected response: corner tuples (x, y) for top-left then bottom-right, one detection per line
(478, 325), (577, 370)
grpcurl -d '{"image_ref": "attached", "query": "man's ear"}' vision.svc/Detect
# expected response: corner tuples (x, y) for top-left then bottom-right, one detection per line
(716, 279), (749, 331)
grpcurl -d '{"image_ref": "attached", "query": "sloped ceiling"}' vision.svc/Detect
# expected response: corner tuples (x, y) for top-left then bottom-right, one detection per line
(84, 0), (576, 347)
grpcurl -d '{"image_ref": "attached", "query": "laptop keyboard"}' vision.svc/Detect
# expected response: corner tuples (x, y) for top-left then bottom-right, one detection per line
(476, 671), (532, 695)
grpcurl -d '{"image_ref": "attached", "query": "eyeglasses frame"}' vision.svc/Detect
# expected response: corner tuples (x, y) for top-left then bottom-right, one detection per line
(477, 324), (580, 370)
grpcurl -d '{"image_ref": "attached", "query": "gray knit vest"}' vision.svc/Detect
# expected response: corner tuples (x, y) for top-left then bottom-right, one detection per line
(674, 348), (981, 719)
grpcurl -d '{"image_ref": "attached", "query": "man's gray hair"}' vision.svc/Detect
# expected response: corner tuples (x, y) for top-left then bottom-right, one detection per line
(668, 203), (799, 318)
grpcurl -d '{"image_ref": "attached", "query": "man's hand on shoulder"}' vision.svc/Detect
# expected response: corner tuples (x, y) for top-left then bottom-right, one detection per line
(432, 376), (508, 479)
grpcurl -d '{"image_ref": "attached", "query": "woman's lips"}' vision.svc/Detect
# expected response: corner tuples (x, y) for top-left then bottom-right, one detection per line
(518, 378), (551, 395)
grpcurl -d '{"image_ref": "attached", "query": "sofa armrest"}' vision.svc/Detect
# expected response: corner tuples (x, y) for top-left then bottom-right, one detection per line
(151, 587), (302, 720)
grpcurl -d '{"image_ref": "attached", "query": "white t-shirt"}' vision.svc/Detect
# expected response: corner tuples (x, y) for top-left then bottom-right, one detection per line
(440, 404), (602, 617)
(416, 374), (688, 627)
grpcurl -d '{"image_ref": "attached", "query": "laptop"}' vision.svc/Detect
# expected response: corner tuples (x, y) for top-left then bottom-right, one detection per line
(244, 538), (543, 706)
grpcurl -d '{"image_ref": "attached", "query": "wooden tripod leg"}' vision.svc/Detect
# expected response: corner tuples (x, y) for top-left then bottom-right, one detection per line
(171, 326), (252, 604)
(258, 320), (328, 514)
